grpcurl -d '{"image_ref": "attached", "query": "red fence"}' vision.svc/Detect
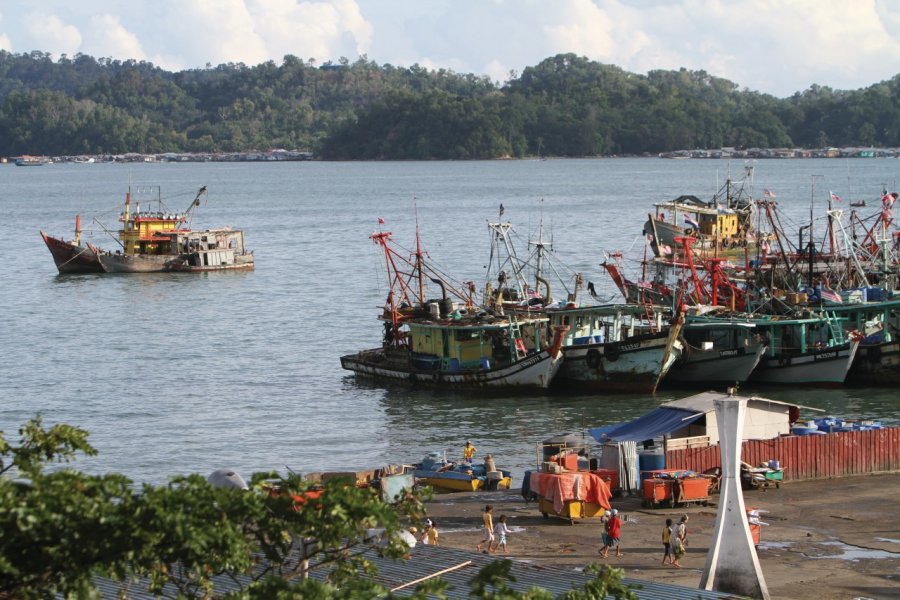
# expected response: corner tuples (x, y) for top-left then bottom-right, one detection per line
(665, 427), (900, 481)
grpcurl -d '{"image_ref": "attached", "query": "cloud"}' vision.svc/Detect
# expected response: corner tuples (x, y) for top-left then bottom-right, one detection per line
(250, 0), (373, 62)
(22, 11), (82, 56)
(82, 14), (146, 61)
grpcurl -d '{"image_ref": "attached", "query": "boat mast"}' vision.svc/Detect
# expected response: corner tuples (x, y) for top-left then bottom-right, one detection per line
(415, 210), (425, 306)
(181, 186), (208, 229)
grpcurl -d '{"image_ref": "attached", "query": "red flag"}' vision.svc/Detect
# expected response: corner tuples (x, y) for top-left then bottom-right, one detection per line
(830, 191), (842, 202)
(377, 217), (385, 224)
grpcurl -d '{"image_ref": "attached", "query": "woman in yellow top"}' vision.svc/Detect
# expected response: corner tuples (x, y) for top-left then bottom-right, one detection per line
(475, 504), (493, 553)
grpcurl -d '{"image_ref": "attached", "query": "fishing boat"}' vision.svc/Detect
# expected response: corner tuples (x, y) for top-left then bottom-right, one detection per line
(40, 215), (104, 274)
(340, 228), (567, 389)
(748, 312), (860, 386)
(480, 215), (681, 393)
(547, 304), (684, 394)
(412, 452), (512, 493)
(827, 295), (900, 384)
(643, 168), (756, 260)
(90, 185), (255, 273)
(664, 313), (767, 386)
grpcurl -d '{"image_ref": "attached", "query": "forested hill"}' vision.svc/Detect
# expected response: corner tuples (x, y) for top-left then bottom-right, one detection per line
(1, 50), (898, 159)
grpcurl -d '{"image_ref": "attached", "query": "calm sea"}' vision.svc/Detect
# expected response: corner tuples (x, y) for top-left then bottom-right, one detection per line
(2, 158), (897, 484)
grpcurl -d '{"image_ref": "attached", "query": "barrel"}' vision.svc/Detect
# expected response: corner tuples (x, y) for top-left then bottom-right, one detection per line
(638, 450), (665, 479)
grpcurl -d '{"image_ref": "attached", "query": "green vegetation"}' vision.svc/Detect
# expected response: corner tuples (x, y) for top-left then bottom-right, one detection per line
(1, 50), (898, 158)
(0, 416), (639, 599)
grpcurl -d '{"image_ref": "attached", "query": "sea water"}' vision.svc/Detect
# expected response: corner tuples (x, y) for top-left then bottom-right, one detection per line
(1, 158), (897, 484)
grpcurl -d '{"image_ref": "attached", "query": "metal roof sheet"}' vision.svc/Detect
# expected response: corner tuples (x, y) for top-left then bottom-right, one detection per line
(78, 545), (739, 599)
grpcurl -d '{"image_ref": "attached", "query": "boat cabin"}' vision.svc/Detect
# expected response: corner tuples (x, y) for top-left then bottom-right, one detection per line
(547, 304), (666, 346)
(753, 313), (850, 358)
(118, 209), (186, 255)
(406, 317), (548, 371)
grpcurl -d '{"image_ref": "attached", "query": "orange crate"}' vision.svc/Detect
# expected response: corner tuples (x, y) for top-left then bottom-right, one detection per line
(556, 453), (579, 471)
(642, 478), (673, 506)
(679, 477), (710, 501)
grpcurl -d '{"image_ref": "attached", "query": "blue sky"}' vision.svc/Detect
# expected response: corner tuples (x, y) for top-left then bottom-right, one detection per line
(1, 0), (899, 97)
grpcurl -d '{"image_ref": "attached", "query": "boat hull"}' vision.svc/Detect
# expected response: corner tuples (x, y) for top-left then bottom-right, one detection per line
(664, 343), (766, 386)
(845, 341), (900, 385)
(340, 348), (561, 389)
(749, 341), (859, 386)
(40, 231), (104, 274)
(95, 250), (254, 273)
(555, 330), (682, 393)
(414, 470), (512, 493)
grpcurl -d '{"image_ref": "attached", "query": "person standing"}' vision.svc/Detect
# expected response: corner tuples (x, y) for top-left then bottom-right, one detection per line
(492, 514), (511, 553)
(661, 518), (674, 565)
(421, 518), (439, 546)
(600, 508), (622, 557)
(463, 441), (477, 462)
(475, 504), (494, 553)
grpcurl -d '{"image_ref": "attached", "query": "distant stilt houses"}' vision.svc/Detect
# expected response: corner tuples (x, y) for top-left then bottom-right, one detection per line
(659, 147), (897, 159)
(3, 151), (315, 164)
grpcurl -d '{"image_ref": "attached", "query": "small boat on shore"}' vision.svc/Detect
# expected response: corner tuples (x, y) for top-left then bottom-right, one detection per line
(40, 215), (104, 274)
(88, 185), (254, 273)
(412, 452), (512, 492)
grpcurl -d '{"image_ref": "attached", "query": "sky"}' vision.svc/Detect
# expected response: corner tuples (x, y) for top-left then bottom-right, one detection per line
(1, 0), (899, 98)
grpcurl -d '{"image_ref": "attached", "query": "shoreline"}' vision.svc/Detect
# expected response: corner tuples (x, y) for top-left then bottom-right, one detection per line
(420, 472), (900, 599)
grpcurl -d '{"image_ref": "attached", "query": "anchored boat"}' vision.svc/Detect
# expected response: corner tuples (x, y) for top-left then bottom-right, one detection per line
(89, 185), (254, 273)
(340, 227), (567, 390)
(748, 312), (860, 386)
(548, 304), (684, 394)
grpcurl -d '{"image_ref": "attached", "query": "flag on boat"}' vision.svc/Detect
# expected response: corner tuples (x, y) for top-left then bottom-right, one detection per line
(830, 191), (842, 202)
(499, 203), (505, 218)
(684, 215), (700, 229)
(763, 189), (776, 198)
(378, 217), (385, 224)
(883, 192), (897, 208)
(820, 287), (842, 303)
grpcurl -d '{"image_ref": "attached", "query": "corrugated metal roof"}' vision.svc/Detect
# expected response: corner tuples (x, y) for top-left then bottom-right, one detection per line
(78, 545), (739, 599)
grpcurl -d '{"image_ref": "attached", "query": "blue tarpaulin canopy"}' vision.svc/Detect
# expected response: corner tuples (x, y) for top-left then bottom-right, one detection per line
(588, 407), (705, 443)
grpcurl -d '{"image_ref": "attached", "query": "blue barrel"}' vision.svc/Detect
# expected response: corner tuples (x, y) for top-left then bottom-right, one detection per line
(639, 451), (666, 479)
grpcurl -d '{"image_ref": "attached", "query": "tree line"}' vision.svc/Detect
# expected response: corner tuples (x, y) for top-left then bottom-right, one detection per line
(1, 50), (898, 159)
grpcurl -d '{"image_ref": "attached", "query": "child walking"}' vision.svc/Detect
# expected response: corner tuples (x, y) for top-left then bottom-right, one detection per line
(599, 508), (622, 558)
(661, 518), (673, 565)
(491, 514), (511, 553)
